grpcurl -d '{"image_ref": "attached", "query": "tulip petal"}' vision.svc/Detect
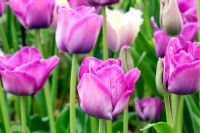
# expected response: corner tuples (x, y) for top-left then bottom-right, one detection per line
(181, 22), (200, 41)
(78, 57), (102, 80)
(96, 59), (121, 71)
(7, 47), (42, 68)
(168, 61), (200, 94)
(125, 68), (141, 91)
(67, 14), (102, 53)
(77, 73), (112, 119)
(15, 56), (60, 91)
(0, 71), (37, 95)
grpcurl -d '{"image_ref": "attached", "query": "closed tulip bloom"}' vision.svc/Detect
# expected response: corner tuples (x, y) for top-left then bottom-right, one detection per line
(134, 97), (163, 122)
(163, 38), (200, 94)
(87, 0), (119, 6)
(78, 57), (141, 119)
(107, 8), (143, 51)
(0, 47), (60, 96)
(9, 0), (54, 29)
(178, 0), (197, 23)
(56, 6), (102, 54)
(0, 0), (6, 16)
(151, 17), (199, 57)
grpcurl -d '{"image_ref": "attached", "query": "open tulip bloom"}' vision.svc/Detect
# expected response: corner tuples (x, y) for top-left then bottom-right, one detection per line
(0, 0), (6, 16)
(134, 97), (163, 122)
(0, 47), (60, 96)
(56, 6), (102, 54)
(163, 38), (200, 94)
(9, 0), (54, 29)
(77, 57), (141, 119)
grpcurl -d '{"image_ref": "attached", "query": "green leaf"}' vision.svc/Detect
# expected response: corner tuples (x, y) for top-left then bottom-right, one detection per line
(29, 115), (49, 132)
(140, 122), (172, 133)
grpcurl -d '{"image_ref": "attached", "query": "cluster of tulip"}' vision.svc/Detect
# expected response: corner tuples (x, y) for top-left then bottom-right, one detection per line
(0, 0), (199, 133)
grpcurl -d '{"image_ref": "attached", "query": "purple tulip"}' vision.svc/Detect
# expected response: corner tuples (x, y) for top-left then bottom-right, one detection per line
(77, 57), (141, 119)
(9, 0), (54, 29)
(163, 38), (200, 94)
(69, 0), (91, 8)
(87, 0), (119, 6)
(178, 0), (197, 23)
(134, 97), (163, 122)
(0, 47), (60, 96)
(56, 6), (102, 54)
(0, 0), (6, 16)
(151, 17), (199, 57)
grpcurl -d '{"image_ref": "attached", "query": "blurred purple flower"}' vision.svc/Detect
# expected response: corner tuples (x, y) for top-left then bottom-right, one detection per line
(163, 38), (200, 94)
(0, 0), (6, 16)
(9, 0), (54, 29)
(178, 0), (197, 23)
(134, 97), (163, 122)
(0, 47), (60, 96)
(87, 0), (119, 6)
(56, 6), (102, 54)
(151, 17), (199, 57)
(77, 57), (141, 119)
(69, 0), (91, 8)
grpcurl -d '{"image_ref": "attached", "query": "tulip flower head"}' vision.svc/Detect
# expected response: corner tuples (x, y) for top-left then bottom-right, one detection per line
(9, 0), (54, 29)
(0, 0), (6, 16)
(151, 17), (199, 57)
(163, 38), (200, 94)
(0, 47), (60, 96)
(134, 97), (163, 122)
(87, 0), (119, 6)
(77, 57), (141, 119)
(56, 6), (102, 54)
(160, 0), (183, 36)
(107, 8), (143, 51)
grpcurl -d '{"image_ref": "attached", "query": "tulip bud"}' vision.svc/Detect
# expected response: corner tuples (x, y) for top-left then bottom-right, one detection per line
(0, 0), (6, 16)
(155, 58), (168, 95)
(160, 0), (183, 36)
(119, 46), (134, 72)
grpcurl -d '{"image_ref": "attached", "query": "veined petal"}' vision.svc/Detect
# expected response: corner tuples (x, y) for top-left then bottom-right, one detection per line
(77, 73), (112, 119)
(0, 70), (37, 96)
(168, 61), (200, 94)
(125, 68), (141, 91)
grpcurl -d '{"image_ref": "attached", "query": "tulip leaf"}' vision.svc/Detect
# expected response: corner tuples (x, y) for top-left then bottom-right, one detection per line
(140, 122), (172, 133)
(29, 115), (49, 132)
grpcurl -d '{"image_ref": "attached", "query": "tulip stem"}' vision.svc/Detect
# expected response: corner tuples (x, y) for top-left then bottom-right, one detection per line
(20, 96), (27, 133)
(0, 85), (11, 133)
(106, 120), (112, 133)
(70, 54), (77, 133)
(164, 95), (173, 126)
(99, 119), (106, 133)
(102, 6), (109, 60)
(91, 117), (98, 133)
(123, 106), (128, 133)
(173, 95), (181, 133)
(0, 24), (9, 53)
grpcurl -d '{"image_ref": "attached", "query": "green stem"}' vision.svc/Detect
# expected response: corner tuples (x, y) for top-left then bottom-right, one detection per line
(0, 24), (10, 53)
(102, 6), (109, 60)
(70, 54), (77, 133)
(164, 95), (173, 126)
(173, 95), (181, 133)
(20, 96), (27, 133)
(106, 120), (112, 133)
(0, 85), (11, 133)
(44, 83), (57, 133)
(91, 117), (98, 133)
(35, 30), (56, 133)
(123, 106), (128, 133)
(99, 119), (106, 133)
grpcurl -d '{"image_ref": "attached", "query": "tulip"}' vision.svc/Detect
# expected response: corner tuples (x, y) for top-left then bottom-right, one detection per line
(163, 38), (200, 94)
(0, 0), (6, 16)
(69, 0), (91, 8)
(9, 0), (54, 29)
(107, 8), (143, 51)
(77, 57), (141, 119)
(178, 0), (197, 23)
(87, 0), (119, 6)
(56, 6), (102, 54)
(0, 47), (60, 96)
(151, 17), (199, 57)
(160, 0), (183, 36)
(134, 97), (163, 122)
